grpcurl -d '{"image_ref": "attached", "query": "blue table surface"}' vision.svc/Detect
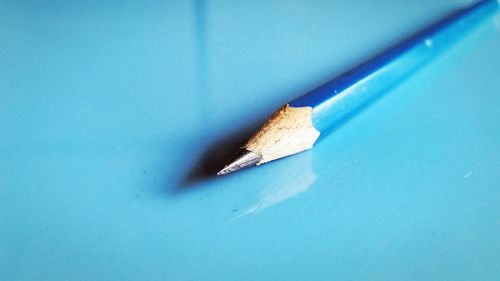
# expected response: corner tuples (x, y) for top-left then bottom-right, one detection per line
(1, 0), (499, 280)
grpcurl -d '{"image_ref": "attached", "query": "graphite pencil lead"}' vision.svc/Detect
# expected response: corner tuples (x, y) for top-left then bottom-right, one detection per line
(217, 149), (262, 176)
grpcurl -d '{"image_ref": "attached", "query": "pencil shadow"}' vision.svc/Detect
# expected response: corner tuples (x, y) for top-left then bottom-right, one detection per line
(171, 120), (263, 195)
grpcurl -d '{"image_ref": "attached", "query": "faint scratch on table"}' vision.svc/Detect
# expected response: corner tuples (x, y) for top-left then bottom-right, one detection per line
(463, 159), (492, 180)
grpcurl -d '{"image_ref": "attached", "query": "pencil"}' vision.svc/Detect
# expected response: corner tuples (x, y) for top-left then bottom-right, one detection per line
(217, 0), (499, 176)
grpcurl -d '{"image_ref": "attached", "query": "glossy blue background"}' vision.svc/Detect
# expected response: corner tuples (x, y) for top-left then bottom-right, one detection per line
(1, 0), (499, 280)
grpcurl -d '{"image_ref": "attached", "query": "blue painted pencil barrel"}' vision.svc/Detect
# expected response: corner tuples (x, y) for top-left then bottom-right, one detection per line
(290, 0), (499, 133)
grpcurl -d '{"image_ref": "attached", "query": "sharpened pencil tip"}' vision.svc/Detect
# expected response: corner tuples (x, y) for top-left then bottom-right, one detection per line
(217, 149), (262, 176)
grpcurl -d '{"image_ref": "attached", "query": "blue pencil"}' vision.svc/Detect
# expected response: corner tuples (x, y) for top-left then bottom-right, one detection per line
(218, 0), (499, 175)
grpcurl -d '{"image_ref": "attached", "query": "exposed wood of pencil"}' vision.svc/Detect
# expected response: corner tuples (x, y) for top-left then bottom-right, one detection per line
(244, 104), (320, 164)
